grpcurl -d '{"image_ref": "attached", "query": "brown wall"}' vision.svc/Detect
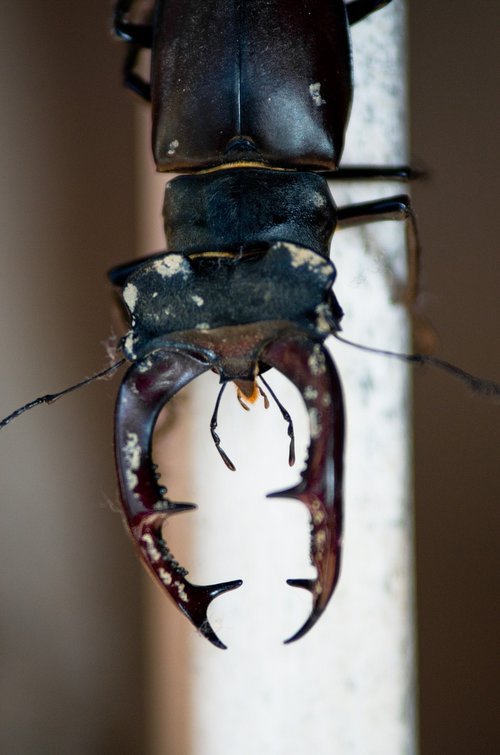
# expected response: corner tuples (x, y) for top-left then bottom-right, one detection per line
(410, 3), (499, 754)
(0, 3), (143, 753)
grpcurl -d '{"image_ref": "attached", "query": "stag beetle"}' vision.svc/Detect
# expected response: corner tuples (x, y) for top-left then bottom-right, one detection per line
(1, 0), (496, 649)
(108, 0), (427, 649)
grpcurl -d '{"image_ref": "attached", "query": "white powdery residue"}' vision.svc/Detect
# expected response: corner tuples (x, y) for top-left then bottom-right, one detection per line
(123, 432), (141, 492)
(137, 356), (153, 374)
(309, 407), (322, 439)
(123, 331), (137, 359)
(141, 533), (162, 564)
(123, 283), (138, 312)
(191, 294), (204, 307)
(153, 254), (189, 279)
(174, 580), (189, 603)
(158, 567), (173, 586)
(195, 322), (210, 331)
(314, 528), (327, 561)
(126, 469), (138, 491)
(314, 303), (333, 335)
(321, 392), (332, 407)
(167, 139), (179, 155)
(284, 243), (332, 278)
(124, 431), (141, 471)
(311, 499), (325, 526)
(307, 343), (327, 376)
(313, 191), (327, 208)
(304, 385), (318, 401)
(309, 82), (326, 107)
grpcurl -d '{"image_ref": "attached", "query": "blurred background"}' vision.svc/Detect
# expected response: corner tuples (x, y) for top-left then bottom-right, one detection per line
(0, 2), (498, 753)
(410, 3), (499, 753)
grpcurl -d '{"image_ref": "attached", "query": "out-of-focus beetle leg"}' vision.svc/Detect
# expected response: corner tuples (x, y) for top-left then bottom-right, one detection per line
(114, 348), (243, 649)
(262, 337), (345, 643)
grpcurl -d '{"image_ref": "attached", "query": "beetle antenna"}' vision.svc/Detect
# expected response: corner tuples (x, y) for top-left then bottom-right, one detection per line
(210, 382), (236, 471)
(259, 375), (296, 466)
(0, 359), (126, 430)
(333, 333), (500, 398)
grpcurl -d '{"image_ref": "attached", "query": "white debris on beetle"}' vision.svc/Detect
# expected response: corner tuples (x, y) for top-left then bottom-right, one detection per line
(137, 356), (153, 374)
(153, 254), (189, 279)
(283, 242), (332, 278)
(123, 283), (138, 312)
(312, 508), (325, 526)
(311, 499), (326, 526)
(314, 303), (333, 335)
(307, 344), (327, 375)
(304, 385), (318, 400)
(174, 580), (189, 603)
(315, 529), (327, 560)
(195, 322), (210, 330)
(167, 139), (179, 155)
(124, 431), (141, 471)
(309, 407), (321, 439)
(309, 82), (326, 107)
(313, 191), (327, 208)
(158, 567), (173, 586)
(124, 331), (138, 359)
(126, 468), (138, 491)
(141, 533), (162, 563)
(123, 432), (140, 491)
(191, 294), (204, 307)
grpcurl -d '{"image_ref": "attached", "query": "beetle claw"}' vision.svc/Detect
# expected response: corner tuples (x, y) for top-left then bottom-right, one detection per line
(267, 485), (302, 500)
(115, 348), (243, 648)
(114, 336), (343, 647)
(261, 337), (345, 643)
(166, 501), (198, 514)
(284, 578), (328, 644)
(133, 512), (242, 649)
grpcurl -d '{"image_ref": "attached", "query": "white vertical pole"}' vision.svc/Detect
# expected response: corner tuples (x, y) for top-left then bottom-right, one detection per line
(140, 3), (416, 753)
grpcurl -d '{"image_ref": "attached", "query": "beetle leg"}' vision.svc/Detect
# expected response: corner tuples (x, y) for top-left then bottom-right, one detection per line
(115, 348), (242, 649)
(336, 195), (438, 352)
(262, 337), (345, 643)
(346, 0), (393, 26)
(337, 194), (420, 307)
(114, 0), (153, 47)
(114, 1), (153, 101)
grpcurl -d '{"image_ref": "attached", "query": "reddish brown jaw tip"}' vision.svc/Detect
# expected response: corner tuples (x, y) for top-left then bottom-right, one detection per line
(114, 348), (243, 649)
(262, 338), (345, 644)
